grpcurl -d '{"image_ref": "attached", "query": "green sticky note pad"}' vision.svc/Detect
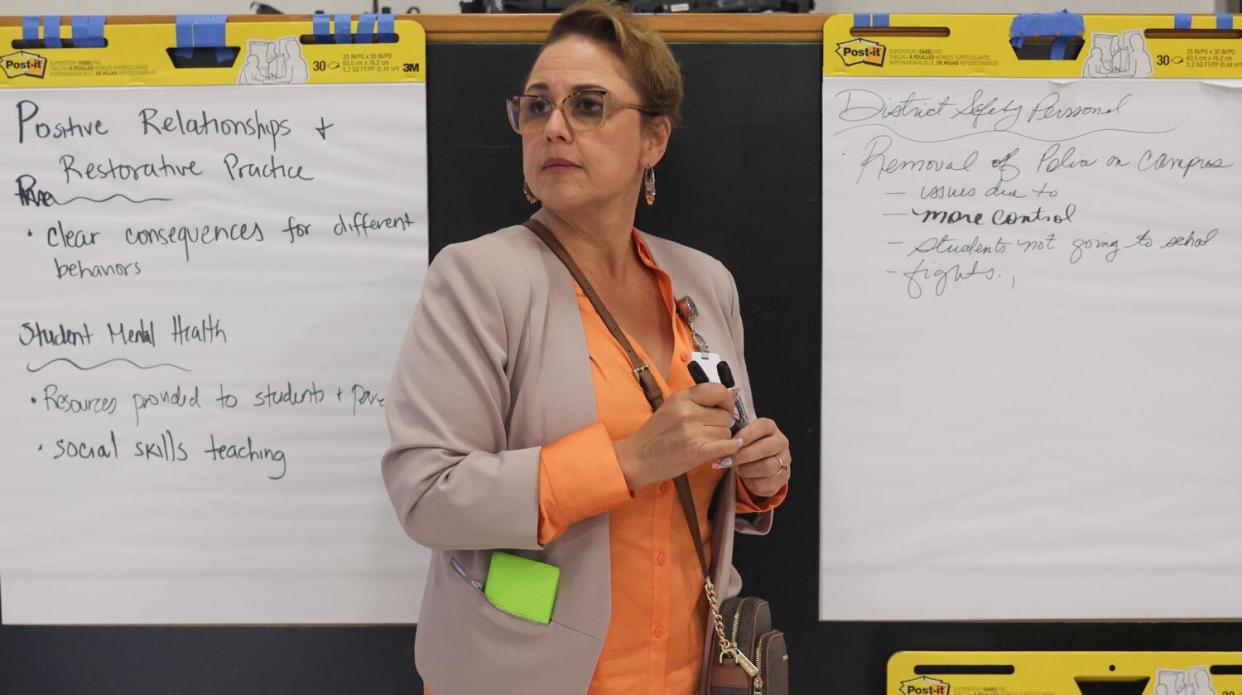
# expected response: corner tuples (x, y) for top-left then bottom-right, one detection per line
(484, 551), (559, 625)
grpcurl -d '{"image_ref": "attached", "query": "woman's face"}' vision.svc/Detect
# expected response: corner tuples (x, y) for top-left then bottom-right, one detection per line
(521, 35), (669, 214)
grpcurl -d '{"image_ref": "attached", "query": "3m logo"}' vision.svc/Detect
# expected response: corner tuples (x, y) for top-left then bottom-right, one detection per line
(2, 51), (48, 79)
(835, 38), (886, 67)
(899, 676), (951, 695)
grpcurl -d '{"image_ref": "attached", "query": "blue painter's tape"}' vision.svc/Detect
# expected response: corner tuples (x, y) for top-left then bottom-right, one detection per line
(45, 15), (64, 47)
(1050, 36), (1069, 60)
(1175, 14), (1192, 29)
(853, 13), (869, 28)
(1011, 10), (1084, 39)
(44, 15), (62, 48)
(174, 15), (193, 58)
(378, 12), (395, 41)
(356, 13), (376, 42)
(22, 16), (39, 42)
(71, 16), (88, 42)
(175, 15), (193, 47)
(197, 15), (227, 47)
(313, 13), (330, 41)
(87, 16), (106, 47)
(71, 16), (105, 48)
(1217, 13), (1234, 30)
(872, 13), (889, 28)
(335, 14), (352, 44)
(199, 15), (230, 64)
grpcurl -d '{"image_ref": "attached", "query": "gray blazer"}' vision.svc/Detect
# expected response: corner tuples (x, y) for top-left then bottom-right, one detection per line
(381, 224), (775, 695)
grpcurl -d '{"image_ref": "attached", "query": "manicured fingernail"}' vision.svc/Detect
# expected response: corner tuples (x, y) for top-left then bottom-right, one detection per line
(715, 456), (733, 469)
(733, 437), (744, 447)
(728, 385), (741, 392)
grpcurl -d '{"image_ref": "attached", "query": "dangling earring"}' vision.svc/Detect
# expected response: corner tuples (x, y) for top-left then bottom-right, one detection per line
(643, 167), (656, 205)
(523, 180), (539, 205)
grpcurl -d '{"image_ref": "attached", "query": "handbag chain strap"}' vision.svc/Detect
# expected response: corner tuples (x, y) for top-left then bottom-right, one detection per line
(522, 218), (756, 676)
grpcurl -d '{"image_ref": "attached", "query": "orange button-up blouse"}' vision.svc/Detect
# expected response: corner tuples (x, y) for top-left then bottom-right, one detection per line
(425, 230), (786, 695)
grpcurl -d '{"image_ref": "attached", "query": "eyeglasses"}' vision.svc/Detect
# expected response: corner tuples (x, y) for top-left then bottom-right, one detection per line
(506, 88), (658, 135)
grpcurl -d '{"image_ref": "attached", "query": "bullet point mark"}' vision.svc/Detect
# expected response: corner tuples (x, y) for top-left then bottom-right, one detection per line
(30, 397), (36, 403)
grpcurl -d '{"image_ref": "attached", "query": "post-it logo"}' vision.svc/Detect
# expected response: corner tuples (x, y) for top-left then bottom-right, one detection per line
(899, 676), (951, 695)
(836, 38), (886, 67)
(2, 51), (48, 79)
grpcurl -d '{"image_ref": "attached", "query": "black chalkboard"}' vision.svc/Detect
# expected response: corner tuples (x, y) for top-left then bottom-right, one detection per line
(3, 38), (1241, 695)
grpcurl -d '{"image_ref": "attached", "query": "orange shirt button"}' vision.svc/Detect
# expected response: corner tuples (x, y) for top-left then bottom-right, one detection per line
(655, 551), (667, 566)
(679, 351), (691, 362)
(653, 624), (665, 639)
(658, 481), (671, 493)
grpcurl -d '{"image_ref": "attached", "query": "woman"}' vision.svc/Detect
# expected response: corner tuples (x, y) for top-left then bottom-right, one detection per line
(381, 2), (792, 693)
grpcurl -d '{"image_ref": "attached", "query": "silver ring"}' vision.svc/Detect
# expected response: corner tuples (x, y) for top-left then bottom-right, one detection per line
(776, 455), (787, 473)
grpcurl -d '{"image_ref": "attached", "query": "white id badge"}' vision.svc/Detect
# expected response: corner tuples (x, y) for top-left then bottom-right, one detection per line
(689, 351), (725, 384)
(687, 352), (750, 460)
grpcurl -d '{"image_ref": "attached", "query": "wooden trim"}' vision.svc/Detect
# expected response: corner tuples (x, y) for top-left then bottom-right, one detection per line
(0, 15), (308, 25)
(0, 14), (828, 43)
(1145, 28), (1242, 39)
(417, 14), (825, 42)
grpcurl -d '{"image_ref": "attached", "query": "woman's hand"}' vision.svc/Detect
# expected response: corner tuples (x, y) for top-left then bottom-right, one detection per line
(613, 383), (742, 490)
(732, 417), (791, 499)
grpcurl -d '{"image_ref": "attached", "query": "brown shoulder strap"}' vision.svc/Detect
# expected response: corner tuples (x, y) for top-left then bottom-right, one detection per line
(673, 477), (711, 577)
(522, 219), (665, 410)
(523, 218), (711, 578)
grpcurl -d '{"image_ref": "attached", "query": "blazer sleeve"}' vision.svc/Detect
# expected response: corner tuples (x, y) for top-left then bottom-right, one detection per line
(720, 262), (783, 537)
(380, 241), (543, 551)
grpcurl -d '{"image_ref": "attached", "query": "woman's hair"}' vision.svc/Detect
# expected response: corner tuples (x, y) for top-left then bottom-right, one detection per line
(542, 0), (684, 126)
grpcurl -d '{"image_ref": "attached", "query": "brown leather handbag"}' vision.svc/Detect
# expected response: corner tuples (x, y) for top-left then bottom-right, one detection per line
(523, 219), (789, 695)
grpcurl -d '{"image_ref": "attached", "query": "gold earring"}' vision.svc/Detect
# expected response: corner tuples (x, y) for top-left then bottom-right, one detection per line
(523, 180), (539, 204)
(643, 167), (656, 205)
